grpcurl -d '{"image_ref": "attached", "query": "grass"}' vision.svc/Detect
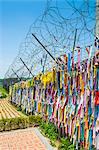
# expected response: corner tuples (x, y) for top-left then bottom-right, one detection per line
(39, 121), (76, 149)
(40, 121), (59, 147)
(0, 86), (8, 98)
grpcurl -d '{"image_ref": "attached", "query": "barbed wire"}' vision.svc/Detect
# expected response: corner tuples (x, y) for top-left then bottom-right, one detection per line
(5, 0), (96, 80)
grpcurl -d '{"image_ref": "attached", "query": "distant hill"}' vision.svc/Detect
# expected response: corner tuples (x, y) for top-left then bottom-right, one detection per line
(3, 77), (32, 91)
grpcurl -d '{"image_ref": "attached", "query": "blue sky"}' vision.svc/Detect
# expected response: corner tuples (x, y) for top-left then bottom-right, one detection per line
(0, 0), (47, 78)
(0, 0), (95, 78)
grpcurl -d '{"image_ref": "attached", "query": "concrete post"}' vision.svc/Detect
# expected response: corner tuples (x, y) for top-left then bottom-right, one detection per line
(96, 0), (99, 38)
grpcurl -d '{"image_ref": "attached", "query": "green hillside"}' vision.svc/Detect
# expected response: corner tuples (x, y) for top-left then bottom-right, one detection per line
(0, 86), (8, 98)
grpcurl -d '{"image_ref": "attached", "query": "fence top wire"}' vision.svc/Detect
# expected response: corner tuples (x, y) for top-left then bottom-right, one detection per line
(5, 0), (96, 80)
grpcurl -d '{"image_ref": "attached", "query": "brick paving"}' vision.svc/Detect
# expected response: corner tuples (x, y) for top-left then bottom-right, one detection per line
(0, 128), (48, 150)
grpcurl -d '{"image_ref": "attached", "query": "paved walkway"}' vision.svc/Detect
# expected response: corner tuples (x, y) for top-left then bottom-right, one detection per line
(0, 128), (55, 150)
(0, 99), (56, 150)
